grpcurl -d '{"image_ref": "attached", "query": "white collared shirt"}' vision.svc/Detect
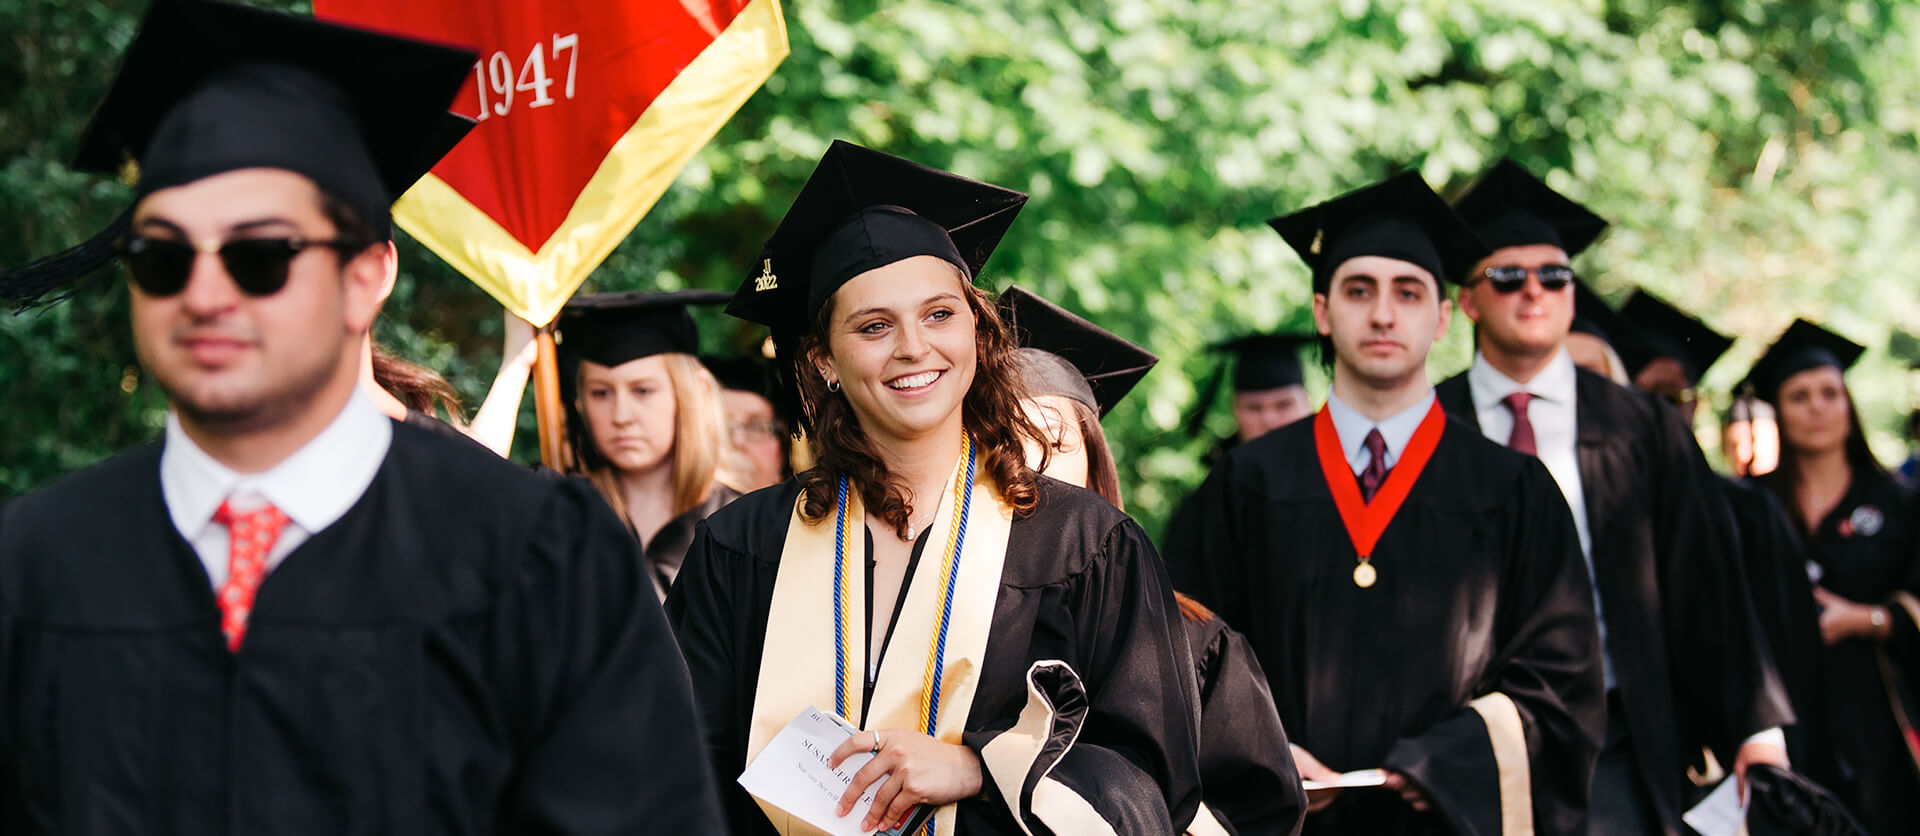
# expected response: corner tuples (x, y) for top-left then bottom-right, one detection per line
(160, 388), (393, 589)
(1325, 390), (1437, 477)
(1467, 348), (1592, 558)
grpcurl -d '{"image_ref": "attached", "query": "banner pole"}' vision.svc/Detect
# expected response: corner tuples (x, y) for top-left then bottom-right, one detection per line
(533, 323), (566, 470)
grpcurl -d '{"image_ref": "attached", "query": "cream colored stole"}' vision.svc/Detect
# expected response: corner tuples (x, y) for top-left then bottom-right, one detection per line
(746, 459), (1013, 836)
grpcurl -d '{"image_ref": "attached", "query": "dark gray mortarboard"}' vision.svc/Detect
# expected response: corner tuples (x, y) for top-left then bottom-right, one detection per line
(1617, 289), (1735, 383)
(726, 140), (1027, 335)
(997, 285), (1158, 417)
(1268, 171), (1491, 292)
(557, 289), (732, 370)
(1182, 332), (1317, 436)
(1567, 280), (1647, 355)
(0, 0), (477, 309)
(1452, 158), (1609, 258)
(1739, 319), (1866, 403)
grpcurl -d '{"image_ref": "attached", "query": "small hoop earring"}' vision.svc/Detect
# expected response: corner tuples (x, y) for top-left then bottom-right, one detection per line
(826, 379), (841, 392)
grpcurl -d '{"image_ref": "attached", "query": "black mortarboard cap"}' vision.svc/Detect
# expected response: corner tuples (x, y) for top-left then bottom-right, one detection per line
(1567, 280), (1637, 348)
(1739, 319), (1866, 403)
(1268, 171), (1490, 292)
(77, 0), (476, 234)
(558, 289), (731, 370)
(1, 0), (476, 309)
(998, 285), (1158, 417)
(727, 140), (1027, 334)
(1617, 289), (1734, 383)
(1182, 332), (1317, 436)
(1453, 158), (1609, 257)
(703, 354), (775, 397)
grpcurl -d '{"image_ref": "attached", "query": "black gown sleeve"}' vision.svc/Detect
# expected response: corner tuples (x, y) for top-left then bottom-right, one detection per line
(492, 480), (726, 835)
(1718, 479), (1823, 770)
(1160, 458), (1253, 632)
(1652, 404), (1794, 761)
(663, 517), (769, 836)
(1188, 614), (1306, 836)
(962, 519), (1205, 836)
(1382, 459), (1606, 836)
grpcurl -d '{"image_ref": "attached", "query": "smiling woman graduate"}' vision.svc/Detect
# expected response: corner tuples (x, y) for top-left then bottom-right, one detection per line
(665, 141), (1203, 836)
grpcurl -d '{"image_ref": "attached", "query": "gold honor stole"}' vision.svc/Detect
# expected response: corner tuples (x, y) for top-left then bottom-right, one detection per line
(746, 448), (1013, 836)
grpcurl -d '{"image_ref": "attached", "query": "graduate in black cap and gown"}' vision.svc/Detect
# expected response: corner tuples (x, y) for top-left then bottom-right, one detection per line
(556, 289), (745, 599)
(1616, 288), (1737, 426)
(1435, 159), (1792, 836)
(1187, 333), (1320, 462)
(1167, 172), (1604, 836)
(1591, 290), (1825, 804)
(0, 1), (721, 832)
(1746, 321), (1920, 834)
(665, 141), (1202, 835)
(1162, 332), (1316, 576)
(705, 353), (795, 491)
(1560, 281), (1640, 384)
(1000, 285), (1307, 836)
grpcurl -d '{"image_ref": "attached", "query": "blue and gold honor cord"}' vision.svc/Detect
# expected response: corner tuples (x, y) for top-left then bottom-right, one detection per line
(831, 430), (977, 747)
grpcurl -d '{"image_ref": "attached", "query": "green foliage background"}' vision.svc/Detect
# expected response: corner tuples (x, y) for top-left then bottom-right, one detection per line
(7, 0), (1920, 538)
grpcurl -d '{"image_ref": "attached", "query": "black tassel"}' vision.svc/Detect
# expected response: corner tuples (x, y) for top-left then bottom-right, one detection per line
(0, 209), (132, 312)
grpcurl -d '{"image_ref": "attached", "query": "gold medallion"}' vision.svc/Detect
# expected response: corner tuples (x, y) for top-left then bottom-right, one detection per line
(1353, 561), (1377, 588)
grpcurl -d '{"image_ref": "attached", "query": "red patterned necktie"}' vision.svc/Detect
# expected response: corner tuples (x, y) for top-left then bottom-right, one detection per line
(1359, 428), (1389, 503)
(211, 500), (289, 651)
(1503, 391), (1538, 457)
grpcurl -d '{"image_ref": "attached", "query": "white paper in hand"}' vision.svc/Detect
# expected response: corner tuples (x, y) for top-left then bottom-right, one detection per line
(737, 706), (921, 836)
(1302, 768), (1390, 792)
(1682, 777), (1745, 836)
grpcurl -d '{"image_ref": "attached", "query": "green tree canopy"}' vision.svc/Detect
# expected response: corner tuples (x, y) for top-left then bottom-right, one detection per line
(7, 0), (1920, 537)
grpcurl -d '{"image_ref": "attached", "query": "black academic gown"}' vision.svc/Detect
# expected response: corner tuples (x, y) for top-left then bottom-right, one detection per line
(0, 422), (723, 835)
(1437, 368), (1793, 836)
(1754, 469), (1920, 835)
(1166, 415), (1605, 836)
(639, 483), (741, 601)
(666, 476), (1204, 835)
(1719, 477), (1826, 781)
(1184, 611), (1307, 836)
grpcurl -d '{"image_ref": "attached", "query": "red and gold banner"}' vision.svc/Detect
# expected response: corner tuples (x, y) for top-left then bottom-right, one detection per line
(314, 0), (788, 326)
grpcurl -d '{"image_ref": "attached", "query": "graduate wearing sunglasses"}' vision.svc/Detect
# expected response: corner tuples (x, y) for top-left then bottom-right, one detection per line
(0, 0), (721, 831)
(1435, 159), (1792, 836)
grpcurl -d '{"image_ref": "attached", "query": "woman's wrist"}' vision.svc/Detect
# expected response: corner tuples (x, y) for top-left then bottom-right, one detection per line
(1870, 605), (1892, 640)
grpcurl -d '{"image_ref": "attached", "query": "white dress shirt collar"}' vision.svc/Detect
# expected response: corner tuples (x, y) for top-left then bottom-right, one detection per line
(1324, 389), (1437, 476)
(1467, 346), (1577, 411)
(161, 387), (393, 542)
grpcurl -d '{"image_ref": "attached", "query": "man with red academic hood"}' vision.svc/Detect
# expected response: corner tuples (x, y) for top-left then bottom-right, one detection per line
(1170, 172), (1604, 835)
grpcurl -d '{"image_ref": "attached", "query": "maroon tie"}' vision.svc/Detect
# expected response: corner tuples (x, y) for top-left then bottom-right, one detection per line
(1359, 429), (1389, 502)
(1503, 392), (1538, 457)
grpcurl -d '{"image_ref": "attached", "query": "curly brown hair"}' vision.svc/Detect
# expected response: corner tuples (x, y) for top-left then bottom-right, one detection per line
(791, 274), (1046, 538)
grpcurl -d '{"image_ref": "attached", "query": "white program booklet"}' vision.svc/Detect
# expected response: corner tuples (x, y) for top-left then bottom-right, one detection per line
(737, 705), (928, 836)
(1682, 776), (1745, 836)
(1302, 768), (1391, 792)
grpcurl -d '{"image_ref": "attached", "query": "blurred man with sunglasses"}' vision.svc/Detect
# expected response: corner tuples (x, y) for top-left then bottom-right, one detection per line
(0, 0), (721, 832)
(1436, 160), (1791, 836)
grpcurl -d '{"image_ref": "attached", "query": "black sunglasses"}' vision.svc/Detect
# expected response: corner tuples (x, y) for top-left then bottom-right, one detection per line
(1479, 264), (1576, 293)
(115, 236), (368, 297)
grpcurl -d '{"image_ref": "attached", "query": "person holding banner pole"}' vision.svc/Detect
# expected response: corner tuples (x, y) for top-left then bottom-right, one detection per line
(554, 290), (746, 600)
